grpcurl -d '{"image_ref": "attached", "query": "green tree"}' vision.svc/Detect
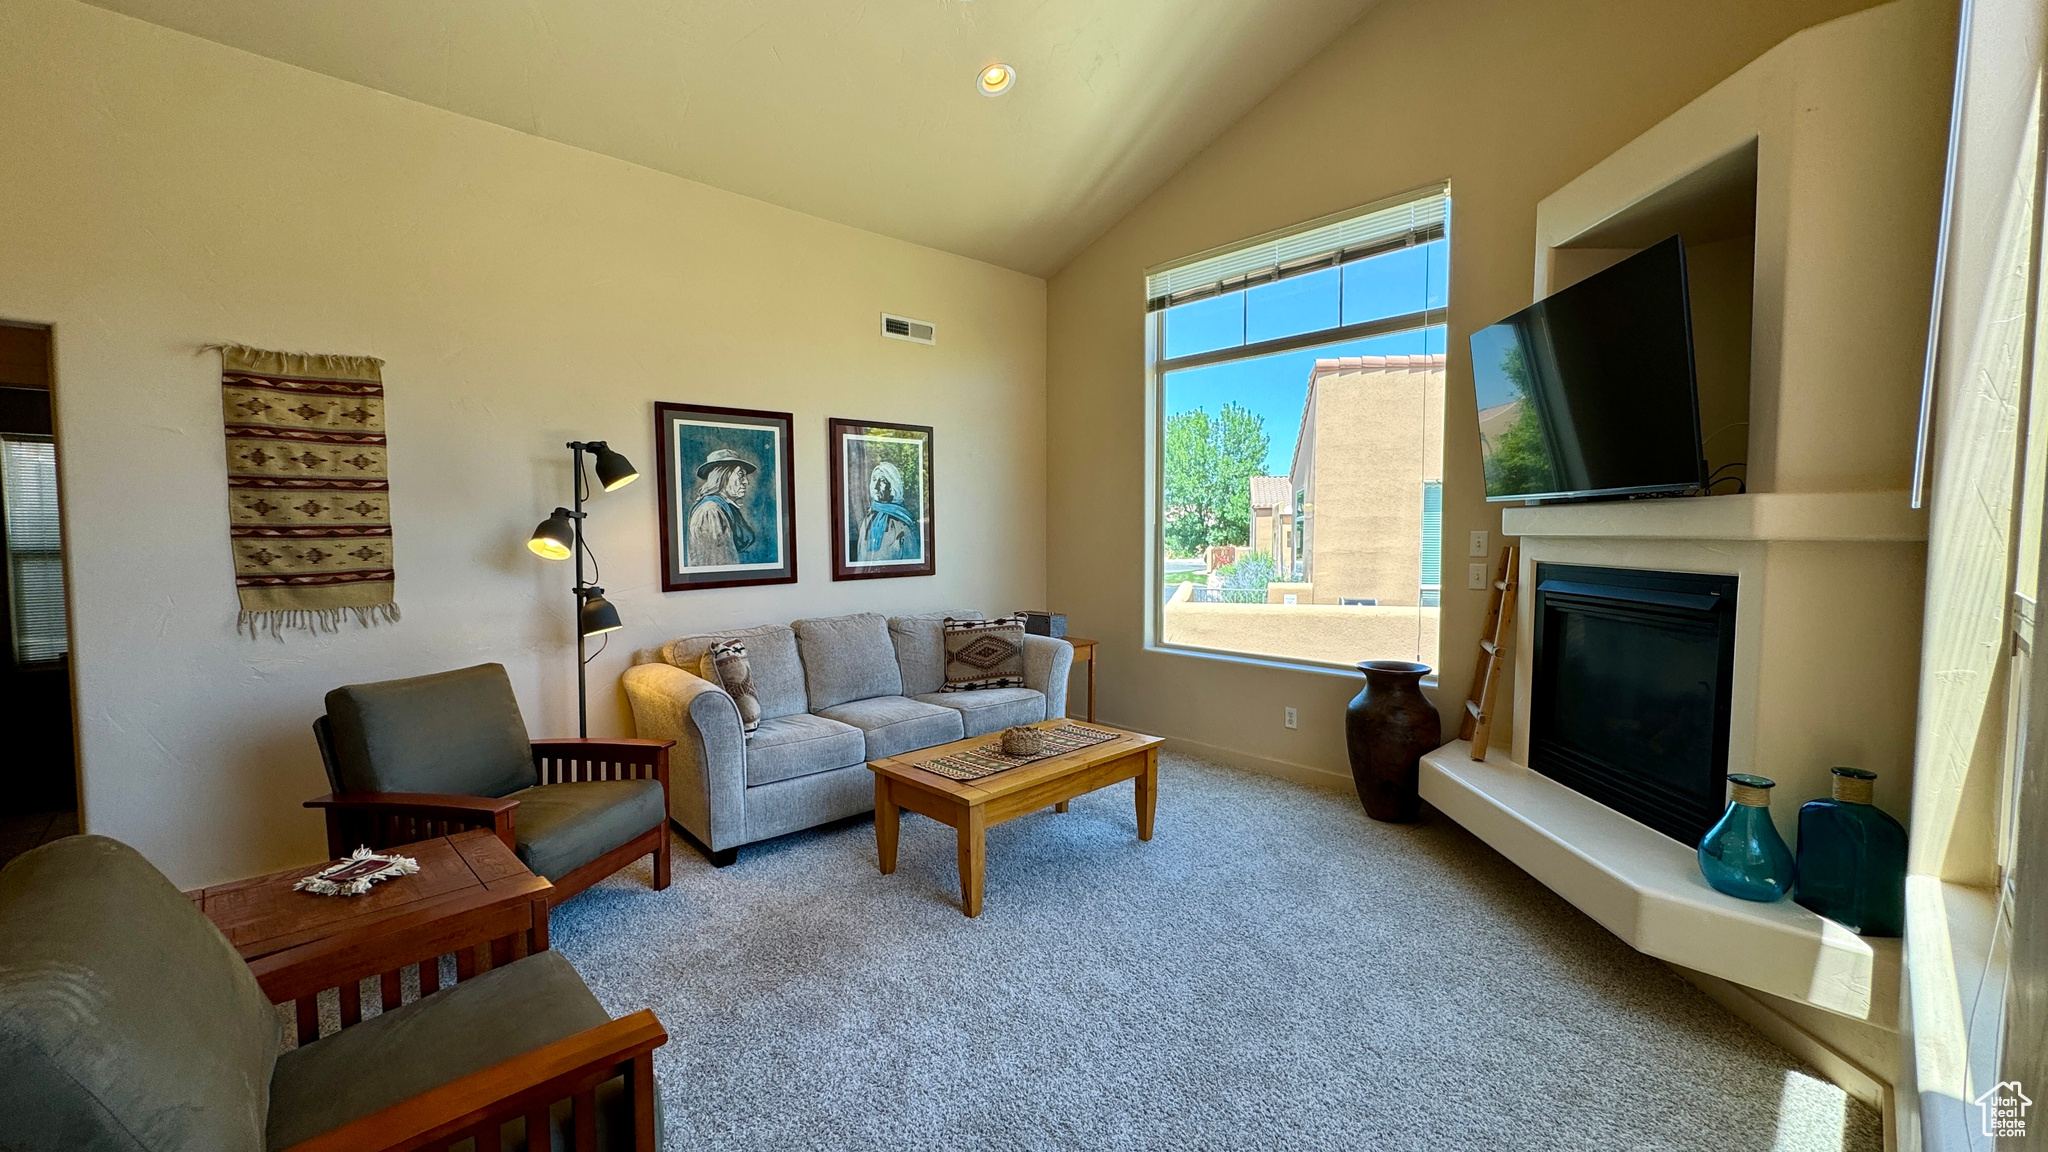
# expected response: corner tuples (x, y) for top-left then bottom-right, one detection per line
(1163, 403), (1270, 557)
(1483, 346), (1557, 497)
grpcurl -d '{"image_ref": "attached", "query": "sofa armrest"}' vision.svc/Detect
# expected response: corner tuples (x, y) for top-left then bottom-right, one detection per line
(304, 792), (520, 856)
(1022, 635), (1074, 720)
(277, 1010), (667, 1152)
(621, 662), (746, 851)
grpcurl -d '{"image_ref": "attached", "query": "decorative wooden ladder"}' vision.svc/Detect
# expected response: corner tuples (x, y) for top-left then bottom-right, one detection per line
(1459, 544), (1519, 761)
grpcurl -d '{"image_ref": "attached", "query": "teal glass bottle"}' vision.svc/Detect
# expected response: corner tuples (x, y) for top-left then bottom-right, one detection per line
(1697, 774), (1796, 902)
(1793, 767), (1906, 936)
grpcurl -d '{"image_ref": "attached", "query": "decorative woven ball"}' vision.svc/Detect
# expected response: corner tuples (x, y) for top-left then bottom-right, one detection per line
(1000, 726), (1047, 757)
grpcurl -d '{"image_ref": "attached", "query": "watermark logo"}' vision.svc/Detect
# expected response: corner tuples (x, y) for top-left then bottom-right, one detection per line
(1975, 1080), (2032, 1139)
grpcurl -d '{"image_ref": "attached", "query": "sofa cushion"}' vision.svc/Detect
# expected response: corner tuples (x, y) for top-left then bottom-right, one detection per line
(745, 713), (867, 786)
(699, 641), (762, 734)
(942, 616), (1028, 691)
(816, 695), (964, 760)
(662, 623), (807, 719)
(887, 611), (982, 697)
(913, 687), (1048, 737)
(266, 949), (658, 1151)
(325, 663), (537, 798)
(793, 613), (903, 710)
(0, 835), (280, 1152)
(504, 779), (665, 882)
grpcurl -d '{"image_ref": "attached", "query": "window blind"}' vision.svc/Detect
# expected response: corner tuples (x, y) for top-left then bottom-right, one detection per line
(1419, 481), (1443, 607)
(1146, 183), (1450, 312)
(3, 436), (67, 663)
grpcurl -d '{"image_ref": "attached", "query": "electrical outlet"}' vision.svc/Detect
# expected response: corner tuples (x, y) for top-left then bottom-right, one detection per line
(1468, 563), (1488, 590)
(1284, 707), (1298, 730)
(1469, 530), (1489, 557)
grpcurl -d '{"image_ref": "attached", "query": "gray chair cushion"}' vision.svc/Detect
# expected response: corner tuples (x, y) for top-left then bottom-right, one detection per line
(888, 611), (982, 697)
(913, 687), (1048, 737)
(663, 624), (807, 720)
(744, 713), (866, 786)
(325, 663), (536, 798)
(816, 695), (964, 760)
(266, 949), (659, 1151)
(0, 835), (279, 1152)
(793, 613), (903, 710)
(504, 779), (665, 882)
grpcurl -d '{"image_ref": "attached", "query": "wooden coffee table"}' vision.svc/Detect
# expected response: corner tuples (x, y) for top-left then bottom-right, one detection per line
(187, 829), (552, 1042)
(868, 720), (1163, 917)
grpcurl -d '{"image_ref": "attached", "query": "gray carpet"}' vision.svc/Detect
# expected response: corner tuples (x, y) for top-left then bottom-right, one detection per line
(551, 753), (1880, 1152)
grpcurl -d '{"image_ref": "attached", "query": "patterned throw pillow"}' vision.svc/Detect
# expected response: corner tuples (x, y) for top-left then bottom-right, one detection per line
(698, 640), (762, 735)
(941, 616), (1026, 691)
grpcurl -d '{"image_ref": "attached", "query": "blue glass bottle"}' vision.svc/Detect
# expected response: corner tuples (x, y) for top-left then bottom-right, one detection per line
(1697, 774), (1796, 901)
(1793, 767), (1906, 936)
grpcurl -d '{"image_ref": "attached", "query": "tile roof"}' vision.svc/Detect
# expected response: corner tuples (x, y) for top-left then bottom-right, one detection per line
(1248, 475), (1292, 508)
(1309, 352), (1447, 383)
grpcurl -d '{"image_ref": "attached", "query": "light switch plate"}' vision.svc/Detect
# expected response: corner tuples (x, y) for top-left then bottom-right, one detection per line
(1469, 530), (1489, 557)
(1468, 563), (1488, 590)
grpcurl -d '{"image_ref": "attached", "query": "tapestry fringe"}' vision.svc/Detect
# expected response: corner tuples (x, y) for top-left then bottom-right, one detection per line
(239, 602), (401, 641)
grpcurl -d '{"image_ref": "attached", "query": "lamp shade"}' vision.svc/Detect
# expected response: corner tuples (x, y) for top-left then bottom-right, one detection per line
(579, 587), (623, 636)
(590, 442), (639, 491)
(527, 508), (575, 560)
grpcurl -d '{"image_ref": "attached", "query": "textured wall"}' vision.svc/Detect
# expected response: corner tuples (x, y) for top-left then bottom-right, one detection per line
(0, 0), (1047, 886)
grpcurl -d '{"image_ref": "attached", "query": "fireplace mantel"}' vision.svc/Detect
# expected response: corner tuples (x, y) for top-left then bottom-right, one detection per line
(1501, 492), (1927, 543)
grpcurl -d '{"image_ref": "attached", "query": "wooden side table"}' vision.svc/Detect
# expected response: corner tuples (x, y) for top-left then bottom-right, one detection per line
(1065, 636), (1098, 722)
(188, 829), (551, 1045)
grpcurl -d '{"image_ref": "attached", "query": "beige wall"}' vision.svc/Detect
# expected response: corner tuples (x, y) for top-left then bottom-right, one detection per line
(1163, 602), (1439, 671)
(1047, 0), (1896, 779)
(0, 0), (1047, 887)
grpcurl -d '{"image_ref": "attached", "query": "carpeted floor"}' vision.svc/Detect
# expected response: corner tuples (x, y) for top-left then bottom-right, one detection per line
(552, 753), (1881, 1152)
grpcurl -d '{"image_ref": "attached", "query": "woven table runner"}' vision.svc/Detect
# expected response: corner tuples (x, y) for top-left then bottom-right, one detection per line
(219, 345), (398, 638)
(915, 723), (1123, 782)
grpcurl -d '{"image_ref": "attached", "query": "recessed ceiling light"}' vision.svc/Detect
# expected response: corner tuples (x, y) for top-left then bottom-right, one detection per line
(978, 63), (1016, 97)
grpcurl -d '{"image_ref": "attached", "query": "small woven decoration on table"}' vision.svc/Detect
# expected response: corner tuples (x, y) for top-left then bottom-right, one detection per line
(293, 847), (420, 897)
(916, 723), (1122, 782)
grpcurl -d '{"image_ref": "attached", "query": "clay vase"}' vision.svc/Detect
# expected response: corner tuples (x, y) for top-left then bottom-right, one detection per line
(1346, 660), (1440, 822)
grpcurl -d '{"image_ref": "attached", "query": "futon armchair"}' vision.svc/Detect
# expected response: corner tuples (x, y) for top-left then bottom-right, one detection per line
(308, 663), (672, 905)
(0, 834), (665, 1151)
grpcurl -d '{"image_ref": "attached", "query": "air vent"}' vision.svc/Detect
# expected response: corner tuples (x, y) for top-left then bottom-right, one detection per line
(881, 313), (936, 345)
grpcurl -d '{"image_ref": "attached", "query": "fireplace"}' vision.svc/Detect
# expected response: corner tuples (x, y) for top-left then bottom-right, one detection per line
(1529, 563), (1737, 845)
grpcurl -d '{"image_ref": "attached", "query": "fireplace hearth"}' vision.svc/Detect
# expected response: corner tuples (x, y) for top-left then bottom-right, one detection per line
(1529, 563), (1738, 845)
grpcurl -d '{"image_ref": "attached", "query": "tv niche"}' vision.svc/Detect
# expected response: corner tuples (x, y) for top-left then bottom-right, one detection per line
(1470, 235), (1706, 504)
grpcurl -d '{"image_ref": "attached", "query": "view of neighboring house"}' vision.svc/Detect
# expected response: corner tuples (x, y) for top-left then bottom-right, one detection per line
(1286, 354), (1445, 607)
(1248, 474), (1293, 572)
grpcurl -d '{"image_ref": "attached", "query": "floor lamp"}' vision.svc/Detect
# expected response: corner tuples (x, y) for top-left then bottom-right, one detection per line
(527, 439), (636, 737)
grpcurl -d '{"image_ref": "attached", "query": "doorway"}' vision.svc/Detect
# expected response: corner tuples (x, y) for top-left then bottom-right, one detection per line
(0, 322), (76, 866)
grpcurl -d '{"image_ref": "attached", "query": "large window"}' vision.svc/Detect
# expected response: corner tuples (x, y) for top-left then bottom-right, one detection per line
(1150, 185), (1449, 669)
(2, 435), (66, 664)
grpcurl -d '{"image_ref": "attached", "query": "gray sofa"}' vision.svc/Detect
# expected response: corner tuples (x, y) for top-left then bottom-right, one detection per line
(622, 611), (1072, 864)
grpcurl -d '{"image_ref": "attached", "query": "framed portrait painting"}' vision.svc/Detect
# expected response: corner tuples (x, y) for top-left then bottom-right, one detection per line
(654, 402), (797, 591)
(829, 418), (934, 580)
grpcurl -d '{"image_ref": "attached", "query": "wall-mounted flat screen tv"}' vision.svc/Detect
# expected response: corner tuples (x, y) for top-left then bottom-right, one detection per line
(1470, 235), (1705, 503)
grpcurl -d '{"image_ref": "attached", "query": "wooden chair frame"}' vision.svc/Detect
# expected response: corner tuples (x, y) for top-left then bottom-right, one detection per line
(252, 871), (665, 1151)
(308, 738), (674, 907)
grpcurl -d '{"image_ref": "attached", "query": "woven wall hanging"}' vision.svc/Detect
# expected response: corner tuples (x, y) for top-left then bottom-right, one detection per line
(218, 344), (399, 638)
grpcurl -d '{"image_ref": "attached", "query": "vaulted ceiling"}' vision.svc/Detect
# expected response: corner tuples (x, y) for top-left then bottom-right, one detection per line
(79, 0), (1379, 276)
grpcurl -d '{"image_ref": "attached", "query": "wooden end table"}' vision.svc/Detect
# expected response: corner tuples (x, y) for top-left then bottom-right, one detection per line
(1064, 636), (1098, 722)
(188, 828), (552, 1044)
(868, 720), (1162, 917)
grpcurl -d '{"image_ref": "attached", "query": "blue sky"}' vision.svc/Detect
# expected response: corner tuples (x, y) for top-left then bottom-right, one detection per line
(1163, 240), (1447, 475)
